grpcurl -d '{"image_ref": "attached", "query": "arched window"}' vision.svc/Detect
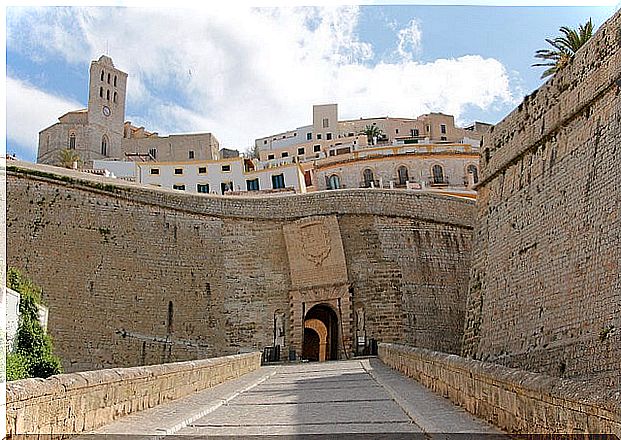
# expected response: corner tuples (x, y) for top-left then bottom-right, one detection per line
(114, 75), (117, 87)
(106, 89), (110, 101)
(100, 70), (104, 81)
(467, 164), (479, 184)
(69, 132), (76, 150)
(327, 174), (341, 190)
(101, 135), (108, 156)
(432, 165), (444, 184)
(99, 86), (103, 98)
(363, 168), (374, 188)
(113, 92), (117, 103)
(107, 73), (110, 84)
(397, 166), (409, 185)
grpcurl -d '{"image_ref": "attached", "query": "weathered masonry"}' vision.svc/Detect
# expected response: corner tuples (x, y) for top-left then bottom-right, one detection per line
(7, 162), (475, 372)
(463, 9), (621, 387)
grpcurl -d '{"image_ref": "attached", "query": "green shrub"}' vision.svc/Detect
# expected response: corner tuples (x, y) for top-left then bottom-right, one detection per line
(7, 267), (63, 379)
(7, 353), (30, 381)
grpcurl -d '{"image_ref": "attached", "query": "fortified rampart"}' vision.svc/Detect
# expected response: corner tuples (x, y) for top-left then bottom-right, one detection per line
(7, 161), (475, 372)
(463, 9), (621, 387)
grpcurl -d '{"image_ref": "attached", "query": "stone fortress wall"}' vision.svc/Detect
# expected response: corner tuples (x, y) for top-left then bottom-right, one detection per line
(463, 9), (621, 387)
(7, 161), (475, 372)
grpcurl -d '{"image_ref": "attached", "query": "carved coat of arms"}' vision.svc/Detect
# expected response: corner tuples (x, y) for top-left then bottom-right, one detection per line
(299, 222), (332, 267)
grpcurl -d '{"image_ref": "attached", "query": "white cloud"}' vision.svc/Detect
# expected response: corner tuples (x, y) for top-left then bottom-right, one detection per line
(7, 6), (517, 155)
(6, 77), (82, 155)
(396, 19), (422, 61)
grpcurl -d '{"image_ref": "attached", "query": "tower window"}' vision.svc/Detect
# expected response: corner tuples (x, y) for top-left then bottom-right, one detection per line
(107, 73), (111, 84)
(189, 150), (195, 159)
(99, 87), (103, 98)
(101, 135), (108, 156)
(113, 92), (117, 103)
(114, 75), (117, 87)
(69, 133), (76, 150)
(106, 90), (110, 101)
(100, 70), (104, 81)
(441, 124), (447, 134)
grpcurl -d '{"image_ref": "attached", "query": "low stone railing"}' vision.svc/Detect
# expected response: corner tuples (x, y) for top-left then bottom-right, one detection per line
(379, 343), (621, 436)
(6, 352), (262, 438)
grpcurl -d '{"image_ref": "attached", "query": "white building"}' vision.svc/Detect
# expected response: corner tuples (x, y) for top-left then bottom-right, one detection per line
(136, 157), (306, 195)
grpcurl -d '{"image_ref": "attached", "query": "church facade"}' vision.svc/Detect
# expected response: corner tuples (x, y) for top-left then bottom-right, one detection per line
(37, 55), (219, 167)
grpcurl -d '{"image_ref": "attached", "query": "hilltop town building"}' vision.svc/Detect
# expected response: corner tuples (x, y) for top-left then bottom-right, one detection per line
(37, 55), (219, 167)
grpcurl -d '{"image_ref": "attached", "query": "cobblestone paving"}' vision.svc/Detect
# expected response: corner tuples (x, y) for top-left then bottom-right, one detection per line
(93, 358), (504, 438)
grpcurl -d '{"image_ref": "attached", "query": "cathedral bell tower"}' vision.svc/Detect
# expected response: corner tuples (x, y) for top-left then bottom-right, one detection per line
(86, 55), (127, 160)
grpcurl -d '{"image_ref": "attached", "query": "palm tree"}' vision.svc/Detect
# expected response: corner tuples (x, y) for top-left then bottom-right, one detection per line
(57, 149), (81, 169)
(533, 18), (593, 79)
(361, 125), (383, 145)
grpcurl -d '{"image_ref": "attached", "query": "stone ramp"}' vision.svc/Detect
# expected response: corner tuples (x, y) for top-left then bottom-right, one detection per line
(90, 358), (505, 438)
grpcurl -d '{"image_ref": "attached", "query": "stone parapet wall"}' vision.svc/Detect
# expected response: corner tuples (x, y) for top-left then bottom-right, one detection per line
(463, 9), (621, 385)
(6, 352), (261, 438)
(379, 343), (621, 436)
(7, 161), (475, 226)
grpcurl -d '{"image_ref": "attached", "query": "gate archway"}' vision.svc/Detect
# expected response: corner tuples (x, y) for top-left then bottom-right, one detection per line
(302, 304), (339, 361)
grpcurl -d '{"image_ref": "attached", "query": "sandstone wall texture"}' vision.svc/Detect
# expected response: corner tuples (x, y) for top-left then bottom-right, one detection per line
(5, 352), (261, 438)
(463, 9), (621, 387)
(380, 343), (621, 436)
(7, 161), (474, 372)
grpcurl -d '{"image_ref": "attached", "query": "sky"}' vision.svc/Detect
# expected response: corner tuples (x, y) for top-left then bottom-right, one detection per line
(4, 1), (620, 162)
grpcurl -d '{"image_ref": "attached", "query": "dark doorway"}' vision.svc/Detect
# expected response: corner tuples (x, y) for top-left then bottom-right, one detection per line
(302, 328), (320, 361)
(302, 304), (339, 361)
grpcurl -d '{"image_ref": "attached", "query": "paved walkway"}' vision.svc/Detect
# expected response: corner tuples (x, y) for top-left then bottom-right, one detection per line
(92, 358), (506, 438)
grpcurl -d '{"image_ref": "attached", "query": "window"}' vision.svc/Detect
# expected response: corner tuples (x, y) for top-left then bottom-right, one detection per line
(432, 165), (445, 184)
(397, 166), (409, 185)
(281, 152), (289, 158)
(150, 168), (160, 175)
(313, 145), (321, 152)
(174, 168), (183, 175)
(113, 92), (117, 103)
(326, 133), (332, 141)
(69, 133), (76, 150)
(198, 166), (207, 174)
(100, 70), (104, 81)
(411, 128), (419, 137)
(271, 174), (285, 189)
(246, 179), (260, 191)
(221, 164), (231, 172)
(221, 182), (232, 194)
(317, 134), (322, 140)
(107, 73), (111, 84)
(99, 87), (103, 98)
(173, 184), (185, 191)
(396, 129), (399, 134)
(101, 135), (108, 156)
(268, 154), (275, 160)
(426, 125), (430, 132)
(467, 165), (479, 184)
(106, 89), (110, 101)
(297, 147), (305, 155)
(114, 75), (117, 87)
(363, 168), (374, 188)
(440, 124), (447, 134)
(306, 132), (312, 141)
(327, 174), (341, 190)
(189, 150), (195, 159)
(197, 183), (210, 193)
(441, 136), (447, 141)
(149, 148), (157, 160)
(322, 118), (329, 128)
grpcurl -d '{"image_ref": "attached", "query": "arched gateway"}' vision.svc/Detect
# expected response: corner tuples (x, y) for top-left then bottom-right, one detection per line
(302, 304), (339, 361)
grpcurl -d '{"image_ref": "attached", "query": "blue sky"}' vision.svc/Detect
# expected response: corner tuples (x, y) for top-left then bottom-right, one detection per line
(5, 2), (620, 162)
